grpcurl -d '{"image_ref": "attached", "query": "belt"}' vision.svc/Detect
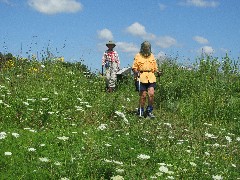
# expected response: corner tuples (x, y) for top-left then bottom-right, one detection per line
(140, 70), (151, 73)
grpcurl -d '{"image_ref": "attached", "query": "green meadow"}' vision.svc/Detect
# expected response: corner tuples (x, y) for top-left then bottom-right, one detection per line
(0, 53), (240, 179)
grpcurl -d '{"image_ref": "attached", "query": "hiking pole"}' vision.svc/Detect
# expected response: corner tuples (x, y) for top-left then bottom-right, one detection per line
(138, 72), (142, 117)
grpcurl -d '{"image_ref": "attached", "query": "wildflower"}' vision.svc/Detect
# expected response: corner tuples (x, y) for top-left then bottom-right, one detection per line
(60, 178), (69, 180)
(225, 136), (232, 143)
(159, 166), (169, 173)
(113, 160), (123, 165)
(29, 129), (37, 133)
(164, 123), (172, 128)
(27, 98), (36, 102)
(167, 176), (174, 179)
(105, 143), (111, 147)
(23, 102), (29, 106)
(116, 168), (124, 173)
(11, 132), (19, 138)
(41, 98), (49, 101)
(137, 154), (150, 160)
(205, 152), (210, 156)
(203, 123), (212, 126)
(4, 152), (12, 156)
(41, 64), (45, 68)
(212, 175), (223, 180)
(39, 157), (49, 162)
(57, 136), (69, 141)
(0, 132), (7, 139)
(28, 148), (36, 152)
(111, 175), (124, 180)
(86, 104), (92, 108)
(158, 163), (166, 166)
(236, 137), (240, 141)
(212, 143), (220, 147)
(104, 159), (112, 163)
(115, 111), (129, 124)
(0, 100), (3, 104)
(205, 132), (217, 139)
(54, 161), (61, 166)
(75, 106), (83, 111)
(190, 162), (197, 166)
(40, 144), (45, 147)
(98, 124), (107, 130)
(203, 162), (210, 166)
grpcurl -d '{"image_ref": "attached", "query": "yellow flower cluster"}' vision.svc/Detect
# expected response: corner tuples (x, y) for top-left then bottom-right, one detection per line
(3, 59), (15, 69)
(28, 67), (39, 73)
(58, 56), (64, 62)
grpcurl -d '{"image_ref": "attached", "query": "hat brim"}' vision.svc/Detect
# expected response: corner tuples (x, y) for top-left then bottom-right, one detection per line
(106, 44), (116, 47)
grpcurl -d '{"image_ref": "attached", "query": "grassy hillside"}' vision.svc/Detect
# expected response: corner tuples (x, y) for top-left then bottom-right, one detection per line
(0, 55), (240, 179)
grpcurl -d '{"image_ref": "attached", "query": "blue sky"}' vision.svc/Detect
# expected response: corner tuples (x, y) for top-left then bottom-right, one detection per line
(1, 0), (240, 72)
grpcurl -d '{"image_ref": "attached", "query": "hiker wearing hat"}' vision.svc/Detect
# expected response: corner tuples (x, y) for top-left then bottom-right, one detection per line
(132, 41), (162, 118)
(102, 41), (120, 92)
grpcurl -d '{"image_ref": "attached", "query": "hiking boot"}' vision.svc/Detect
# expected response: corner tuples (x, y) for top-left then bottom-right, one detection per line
(146, 105), (155, 118)
(147, 112), (155, 118)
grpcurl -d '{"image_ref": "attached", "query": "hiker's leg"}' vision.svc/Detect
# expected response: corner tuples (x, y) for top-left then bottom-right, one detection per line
(148, 87), (154, 106)
(108, 65), (117, 92)
(139, 90), (147, 108)
(105, 69), (110, 91)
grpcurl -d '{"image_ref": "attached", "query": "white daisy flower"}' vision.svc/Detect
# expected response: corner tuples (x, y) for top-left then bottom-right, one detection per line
(212, 175), (223, 180)
(28, 148), (36, 152)
(159, 166), (169, 173)
(57, 136), (69, 141)
(0, 132), (7, 139)
(137, 154), (150, 160)
(4, 152), (12, 156)
(39, 157), (49, 162)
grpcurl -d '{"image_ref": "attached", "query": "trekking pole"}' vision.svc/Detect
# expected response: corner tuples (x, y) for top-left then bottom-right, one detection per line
(138, 72), (142, 116)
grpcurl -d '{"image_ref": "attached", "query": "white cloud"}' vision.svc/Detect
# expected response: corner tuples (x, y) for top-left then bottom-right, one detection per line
(126, 22), (156, 40)
(193, 36), (209, 44)
(116, 42), (139, 53)
(126, 22), (146, 36)
(97, 29), (113, 40)
(156, 36), (177, 48)
(199, 46), (214, 54)
(159, 3), (167, 11)
(28, 0), (83, 14)
(181, 0), (219, 7)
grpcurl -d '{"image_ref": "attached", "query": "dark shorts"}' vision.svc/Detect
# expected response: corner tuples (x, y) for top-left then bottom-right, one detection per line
(135, 81), (156, 91)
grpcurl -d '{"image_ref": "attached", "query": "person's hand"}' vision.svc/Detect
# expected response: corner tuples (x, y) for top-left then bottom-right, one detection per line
(134, 71), (140, 79)
(156, 70), (163, 77)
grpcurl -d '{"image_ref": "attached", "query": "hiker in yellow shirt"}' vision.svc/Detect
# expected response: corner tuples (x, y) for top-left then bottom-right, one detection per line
(132, 41), (162, 118)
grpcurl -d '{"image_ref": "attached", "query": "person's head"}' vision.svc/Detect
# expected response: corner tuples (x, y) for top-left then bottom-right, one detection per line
(106, 41), (116, 50)
(140, 41), (151, 57)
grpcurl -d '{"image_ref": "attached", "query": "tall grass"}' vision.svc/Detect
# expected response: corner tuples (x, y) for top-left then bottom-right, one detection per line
(0, 54), (239, 179)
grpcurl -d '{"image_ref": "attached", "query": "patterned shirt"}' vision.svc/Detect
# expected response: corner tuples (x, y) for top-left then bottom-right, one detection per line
(102, 50), (120, 67)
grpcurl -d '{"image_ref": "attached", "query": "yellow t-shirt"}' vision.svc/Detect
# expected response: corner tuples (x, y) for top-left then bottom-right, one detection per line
(132, 53), (158, 83)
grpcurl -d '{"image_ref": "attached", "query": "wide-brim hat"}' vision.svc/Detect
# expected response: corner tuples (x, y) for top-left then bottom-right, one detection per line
(106, 41), (116, 47)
